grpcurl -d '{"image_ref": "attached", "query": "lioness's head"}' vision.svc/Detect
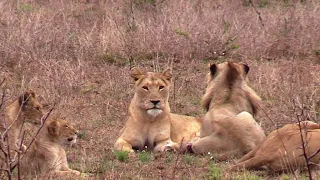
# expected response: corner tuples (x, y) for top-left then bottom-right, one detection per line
(131, 68), (172, 118)
(206, 61), (249, 86)
(202, 61), (261, 114)
(47, 119), (78, 146)
(19, 90), (44, 125)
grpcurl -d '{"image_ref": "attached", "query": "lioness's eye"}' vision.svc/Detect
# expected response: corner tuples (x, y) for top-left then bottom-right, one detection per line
(65, 125), (69, 128)
(142, 86), (149, 91)
(35, 107), (41, 112)
(159, 86), (165, 90)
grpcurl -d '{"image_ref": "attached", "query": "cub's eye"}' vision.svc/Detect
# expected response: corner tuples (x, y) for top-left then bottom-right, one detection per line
(159, 86), (165, 90)
(35, 107), (41, 112)
(142, 86), (149, 91)
(64, 125), (69, 128)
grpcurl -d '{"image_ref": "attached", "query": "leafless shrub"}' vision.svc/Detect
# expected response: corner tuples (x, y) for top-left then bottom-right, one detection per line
(293, 100), (320, 180)
(0, 89), (53, 179)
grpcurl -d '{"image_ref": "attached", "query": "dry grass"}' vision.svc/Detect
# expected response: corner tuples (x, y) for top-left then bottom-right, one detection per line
(0, 0), (319, 179)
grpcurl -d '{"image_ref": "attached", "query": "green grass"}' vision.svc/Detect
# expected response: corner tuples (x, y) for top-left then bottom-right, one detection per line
(165, 152), (174, 163)
(184, 154), (197, 165)
(208, 162), (222, 180)
(138, 151), (153, 163)
(114, 150), (129, 162)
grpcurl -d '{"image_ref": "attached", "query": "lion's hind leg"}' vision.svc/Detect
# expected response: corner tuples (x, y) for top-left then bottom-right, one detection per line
(215, 149), (242, 161)
(236, 146), (259, 163)
(188, 134), (223, 155)
(229, 155), (267, 171)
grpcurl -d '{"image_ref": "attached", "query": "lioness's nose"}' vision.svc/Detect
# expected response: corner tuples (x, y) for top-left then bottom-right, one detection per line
(150, 100), (160, 106)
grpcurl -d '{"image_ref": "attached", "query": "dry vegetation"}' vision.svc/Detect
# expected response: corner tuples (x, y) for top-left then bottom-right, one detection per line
(0, 0), (319, 179)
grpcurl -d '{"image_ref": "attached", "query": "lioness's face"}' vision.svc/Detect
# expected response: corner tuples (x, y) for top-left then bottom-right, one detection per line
(20, 90), (44, 125)
(131, 68), (172, 117)
(48, 119), (78, 146)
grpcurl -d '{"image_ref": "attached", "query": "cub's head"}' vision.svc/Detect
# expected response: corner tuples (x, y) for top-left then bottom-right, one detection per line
(131, 68), (172, 118)
(19, 90), (44, 125)
(47, 119), (78, 146)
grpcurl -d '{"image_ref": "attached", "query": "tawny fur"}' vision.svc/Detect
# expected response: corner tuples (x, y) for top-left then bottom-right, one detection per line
(230, 121), (320, 173)
(114, 68), (201, 153)
(170, 113), (201, 152)
(1, 90), (44, 167)
(189, 62), (266, 160)
(20, 118), (80, 177)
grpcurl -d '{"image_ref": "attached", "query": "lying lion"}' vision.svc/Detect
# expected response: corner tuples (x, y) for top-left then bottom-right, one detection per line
(20, 118), (80, 177)
(114, 68), (201, 153)
(2, 90), (44, 154)
(187, 62), (266, 160)
(230, 121), (320, 173)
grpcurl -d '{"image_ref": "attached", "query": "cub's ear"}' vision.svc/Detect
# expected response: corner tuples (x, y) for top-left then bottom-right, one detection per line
(162, 68), (172, 81)
(19, 90), (36, 105)
(131, 67), (143, 81)
(243, 62), (250, 74)
(48, 121), (60, 136)
(209, 63), (217, 76)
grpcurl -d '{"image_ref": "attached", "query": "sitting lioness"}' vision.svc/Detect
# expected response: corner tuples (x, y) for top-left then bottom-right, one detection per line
(20, 118), (80, 177)
(2, 90), (44, 153)
(114, 68), (201, 153)
(187, 62), (266, 160)
(230, 121), (320, 173)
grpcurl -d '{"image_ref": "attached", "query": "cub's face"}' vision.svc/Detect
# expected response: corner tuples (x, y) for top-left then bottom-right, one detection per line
(19, 90), (44, 125)
(47, 119), (78, 146)
(131, 68), (172, 118)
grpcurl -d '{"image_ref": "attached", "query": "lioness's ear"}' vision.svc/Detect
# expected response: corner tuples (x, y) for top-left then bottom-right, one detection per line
(243, 62), (250, 74)
(19, 90), (35, 105)
(162, 69), (172, 81)
(131, 67), (143, 81)
(209, 63), (217, 76)
(48, 121), (60, 136)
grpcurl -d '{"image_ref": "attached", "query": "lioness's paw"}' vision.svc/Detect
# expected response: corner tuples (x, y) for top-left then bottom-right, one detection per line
(163, 145), (176, 152)
(71, 170), (81, 175)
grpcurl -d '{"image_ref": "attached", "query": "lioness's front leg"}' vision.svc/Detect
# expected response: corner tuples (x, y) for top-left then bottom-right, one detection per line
(154, 139), (179, 152)
(114, 138), (135, 152)
(153, 133), (179, 152)
(53, 169), (81, 176)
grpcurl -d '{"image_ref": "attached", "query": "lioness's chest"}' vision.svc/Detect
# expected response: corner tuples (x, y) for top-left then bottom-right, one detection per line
(131, 124), (170, 150)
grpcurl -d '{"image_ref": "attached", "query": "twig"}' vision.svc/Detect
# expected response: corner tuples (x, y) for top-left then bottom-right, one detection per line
(308, 148), (320, 160)
(10, 104), (55, 172)
(16, 131), (25, 180)
(239, 87), (295, 175)
(2, 94), (32, 139)
(248, 0), (265, 29)
(0, 82), (5, 109)
(294, 100), (314, 180)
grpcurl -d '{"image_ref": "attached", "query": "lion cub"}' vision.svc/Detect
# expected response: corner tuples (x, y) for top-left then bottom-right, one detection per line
(20, 118), (80, 177)
(114, 68), (183, 153)
(2, 90), (44, 154)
